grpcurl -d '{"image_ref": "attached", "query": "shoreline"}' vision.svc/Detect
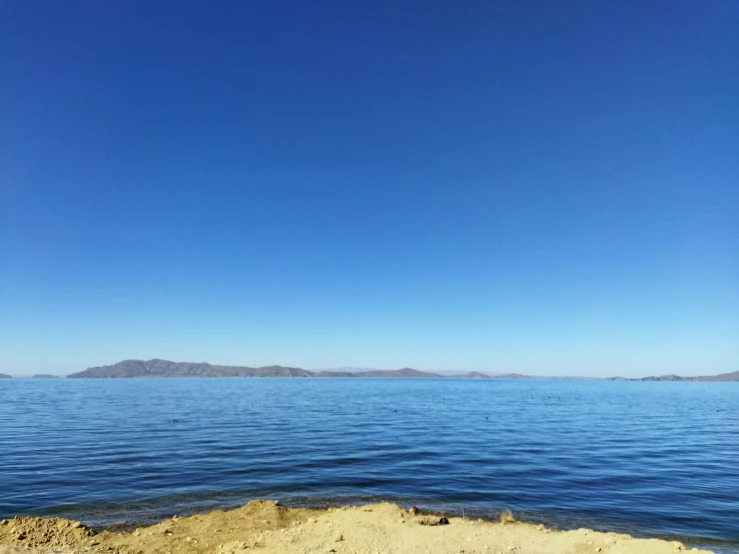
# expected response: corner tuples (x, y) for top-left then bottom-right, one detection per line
(0, 500), (716, 554)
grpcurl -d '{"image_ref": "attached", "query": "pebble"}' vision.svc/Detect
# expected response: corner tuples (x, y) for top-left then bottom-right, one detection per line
(334, 533), (344, 542)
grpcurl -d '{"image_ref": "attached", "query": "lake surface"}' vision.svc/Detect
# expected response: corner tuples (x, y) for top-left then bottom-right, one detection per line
(1, 378), (737, 552)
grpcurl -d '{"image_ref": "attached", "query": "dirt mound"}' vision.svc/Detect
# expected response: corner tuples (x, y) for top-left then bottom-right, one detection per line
(0, 516), (95, 548)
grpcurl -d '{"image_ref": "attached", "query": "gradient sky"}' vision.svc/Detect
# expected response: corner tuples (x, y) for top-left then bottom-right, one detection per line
(1, 1), (737, 377)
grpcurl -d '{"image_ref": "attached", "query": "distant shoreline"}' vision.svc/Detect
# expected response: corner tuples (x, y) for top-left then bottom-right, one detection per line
(5, 359), (732, 381)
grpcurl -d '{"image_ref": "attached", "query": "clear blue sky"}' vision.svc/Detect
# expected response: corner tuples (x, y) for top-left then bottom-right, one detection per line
(1, 1), (737, 377)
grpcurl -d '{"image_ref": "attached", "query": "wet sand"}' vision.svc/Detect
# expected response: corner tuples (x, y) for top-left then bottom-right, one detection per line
(0, 500), (713, 554)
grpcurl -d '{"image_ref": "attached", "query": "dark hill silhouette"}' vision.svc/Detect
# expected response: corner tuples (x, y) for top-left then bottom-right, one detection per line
(68, 359), (312, 378)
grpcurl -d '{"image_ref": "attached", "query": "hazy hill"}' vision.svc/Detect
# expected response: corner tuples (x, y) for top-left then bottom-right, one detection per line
(698, 371), (739, 382)
(350, 367), (442, 378)
(437, 370), (501, 377)
(455, 371), (492, 379)
(317, 367), (379, 373)
(68, 360), (443, 379)
(32, 374), (60, 379)
(317, 367), (443, 377)
(608, 370), (739, 382)
(0, 373), (11, 378)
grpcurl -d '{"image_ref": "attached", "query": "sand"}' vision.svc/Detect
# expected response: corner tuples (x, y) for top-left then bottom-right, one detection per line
(0, 500), (713, 554)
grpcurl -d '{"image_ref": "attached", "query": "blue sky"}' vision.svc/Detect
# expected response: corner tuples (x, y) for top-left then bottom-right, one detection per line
(1, 1), (737, 377)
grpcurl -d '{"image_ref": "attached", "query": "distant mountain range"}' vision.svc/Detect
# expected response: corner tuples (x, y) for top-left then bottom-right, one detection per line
(0, 360), (731, 381)
(607, 371), (739, 382)
(67, 359), (507, 379)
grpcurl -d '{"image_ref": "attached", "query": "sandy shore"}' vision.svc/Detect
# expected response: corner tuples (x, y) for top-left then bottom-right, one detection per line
(0, 500), (713, 554)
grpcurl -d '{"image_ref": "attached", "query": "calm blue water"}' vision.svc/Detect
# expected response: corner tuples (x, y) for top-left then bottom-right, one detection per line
(0, 379), (737, 552)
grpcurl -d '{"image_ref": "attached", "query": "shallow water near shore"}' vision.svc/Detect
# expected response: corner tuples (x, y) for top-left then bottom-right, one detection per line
(1, 378), (737, 552)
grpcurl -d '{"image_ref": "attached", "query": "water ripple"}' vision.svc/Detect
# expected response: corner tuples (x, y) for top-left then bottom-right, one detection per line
(1, 378), (737, 553)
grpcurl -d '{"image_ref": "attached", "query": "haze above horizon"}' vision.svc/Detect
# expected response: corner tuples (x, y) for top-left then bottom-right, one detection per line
(1, 1), (737, 377)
